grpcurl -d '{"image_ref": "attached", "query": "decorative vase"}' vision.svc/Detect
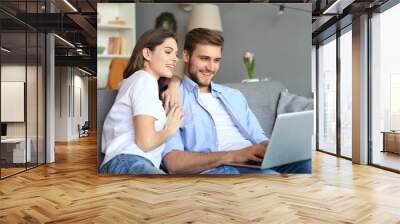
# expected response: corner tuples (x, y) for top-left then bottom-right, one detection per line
(97, 46), (105, 55)
(241, 78), (260, 83)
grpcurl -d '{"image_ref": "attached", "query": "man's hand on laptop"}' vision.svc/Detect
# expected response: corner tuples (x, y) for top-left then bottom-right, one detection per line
(228, 141), (268, 164)
(259, 140), (269, 149)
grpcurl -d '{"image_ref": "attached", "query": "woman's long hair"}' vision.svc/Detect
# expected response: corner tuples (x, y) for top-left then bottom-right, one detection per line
(123, 29), (177, 79)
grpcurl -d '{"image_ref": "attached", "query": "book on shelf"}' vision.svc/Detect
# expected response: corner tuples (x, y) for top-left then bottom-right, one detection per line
(120, 38), (127, 55)
(107, 37), (120, 54)
(107, 37), (128, 55)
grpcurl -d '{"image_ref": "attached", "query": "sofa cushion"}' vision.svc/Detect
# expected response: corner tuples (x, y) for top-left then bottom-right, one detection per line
(97, 89), (118, 170)
(224, 81), (286, 137)
(276, 91), (313, 115)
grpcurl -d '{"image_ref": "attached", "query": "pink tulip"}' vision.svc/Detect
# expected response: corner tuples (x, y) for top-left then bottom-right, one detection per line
(243, 51), (256, 79)
(243, 51), (254, 63)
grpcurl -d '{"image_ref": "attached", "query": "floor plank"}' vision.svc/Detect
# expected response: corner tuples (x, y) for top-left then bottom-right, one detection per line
(1, 134), (400, 223)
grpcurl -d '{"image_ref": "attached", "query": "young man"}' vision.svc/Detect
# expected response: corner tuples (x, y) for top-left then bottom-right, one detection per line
(162, 28), (311, 174)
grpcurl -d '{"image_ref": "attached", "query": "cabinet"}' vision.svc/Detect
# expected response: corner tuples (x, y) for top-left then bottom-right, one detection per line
(97, 3), (136, 89)
(382, 131), (400, 154)
(1, 138), (32, 164)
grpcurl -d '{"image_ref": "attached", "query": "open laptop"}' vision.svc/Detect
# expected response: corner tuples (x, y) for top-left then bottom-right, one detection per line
(228, 110), (314, 169)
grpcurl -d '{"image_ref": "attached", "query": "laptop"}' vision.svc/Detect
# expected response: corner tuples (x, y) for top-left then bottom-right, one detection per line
(227, 110), (314, 169)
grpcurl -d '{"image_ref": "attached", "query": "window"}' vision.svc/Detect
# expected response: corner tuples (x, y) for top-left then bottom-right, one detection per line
(317, 35), (337, 154)
(339, 27), (352, 158)
(370, 2), (400, 171)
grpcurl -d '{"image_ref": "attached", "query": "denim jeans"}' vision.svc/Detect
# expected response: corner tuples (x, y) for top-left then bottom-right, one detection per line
(100, 154), (165, 175)
(201, 159), (311, 175)
(236, 159), (312, 174)
(200, 166), (240, 174)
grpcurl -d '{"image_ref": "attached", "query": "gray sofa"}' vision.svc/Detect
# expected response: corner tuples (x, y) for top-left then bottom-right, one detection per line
(97, 80), (287, 171)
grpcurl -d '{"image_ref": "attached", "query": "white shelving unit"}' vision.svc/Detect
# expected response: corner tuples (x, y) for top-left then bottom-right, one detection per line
(97, 3), (136, 89)
(97, 54), (131, 59)
(97, 24), (133, 30)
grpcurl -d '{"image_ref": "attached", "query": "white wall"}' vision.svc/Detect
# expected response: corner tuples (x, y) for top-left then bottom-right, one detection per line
(312, 46), (316, 150)
(1, 65), (38, 138)
(136, 3), (312, 96)
(55, 67), (89, 141)
(55, 67), (68, 141)
(72, 73), (89, 138)
(1, 64), (46, 163)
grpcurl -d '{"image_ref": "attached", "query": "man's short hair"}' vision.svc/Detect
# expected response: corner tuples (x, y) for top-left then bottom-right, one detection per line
(184, 28), (224, 55)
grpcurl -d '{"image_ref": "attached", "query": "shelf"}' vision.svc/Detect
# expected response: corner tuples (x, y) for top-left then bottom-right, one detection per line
(98, 54), (130, 59)
(98, 24), (133, 30)
(97, 3), (135, 89)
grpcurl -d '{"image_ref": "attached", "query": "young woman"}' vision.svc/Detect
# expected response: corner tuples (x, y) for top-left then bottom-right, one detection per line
(100, 29), (183, 175)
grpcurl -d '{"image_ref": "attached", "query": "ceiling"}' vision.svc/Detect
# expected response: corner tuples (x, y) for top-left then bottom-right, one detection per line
(0, 0), (96, 74)
(0, 0), (392, 75)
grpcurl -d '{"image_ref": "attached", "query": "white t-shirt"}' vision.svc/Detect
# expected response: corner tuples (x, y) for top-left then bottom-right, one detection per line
(101, 70), (166, 168)
(198, 93), (252, 151)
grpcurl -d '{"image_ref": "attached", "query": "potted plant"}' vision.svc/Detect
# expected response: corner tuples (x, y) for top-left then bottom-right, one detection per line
(242, 51), (259, 83)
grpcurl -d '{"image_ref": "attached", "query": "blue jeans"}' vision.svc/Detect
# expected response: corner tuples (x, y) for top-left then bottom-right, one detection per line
(237, 159), (312, 174)
(100, 154), (165, 175)
(200, 166), (240, 174)
(201, 159), (311, 174)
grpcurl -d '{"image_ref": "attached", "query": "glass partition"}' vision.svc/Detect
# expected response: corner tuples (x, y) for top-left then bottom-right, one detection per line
(27, 31), (38, 169)
(339, 27), (352, 158)
(370, 2), (400, 171)
(317, 35), (337, 155)
(38, 32), (45, 165)
(1, 31), (28, 178)
(0, 0), (46, 179)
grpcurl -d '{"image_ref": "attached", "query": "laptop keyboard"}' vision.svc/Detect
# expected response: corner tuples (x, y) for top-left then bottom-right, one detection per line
(246, 160), (262, 166)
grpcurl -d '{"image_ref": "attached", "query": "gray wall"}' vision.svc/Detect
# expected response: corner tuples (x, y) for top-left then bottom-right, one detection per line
(136, 3), (311, 97)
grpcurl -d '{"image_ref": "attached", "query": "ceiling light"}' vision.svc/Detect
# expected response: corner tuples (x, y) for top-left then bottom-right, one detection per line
(78, 67), (92, 76)
(278, 5), (284, 15)
(63, 0), (78, 12)
(186, 4), (223, 32)
(322, 0), (347, 15)
(178, 3), (194, 12)
(54, 34), (75, 48)
(1, 47), (11, 53)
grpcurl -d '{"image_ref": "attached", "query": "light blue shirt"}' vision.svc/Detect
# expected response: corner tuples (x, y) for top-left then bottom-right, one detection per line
(163, 76), (268, 157)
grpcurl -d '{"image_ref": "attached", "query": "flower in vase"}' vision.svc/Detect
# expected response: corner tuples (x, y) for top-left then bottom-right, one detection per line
(243, 51), (256, 79)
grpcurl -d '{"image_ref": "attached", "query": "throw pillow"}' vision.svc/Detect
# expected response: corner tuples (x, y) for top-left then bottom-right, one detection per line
(276, 91), (314, 115)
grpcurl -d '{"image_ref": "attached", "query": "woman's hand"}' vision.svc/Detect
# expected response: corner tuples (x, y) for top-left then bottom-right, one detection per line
(161, 77), (181, 113)
(134, 104), (183, 152)
(164, 104), (184, 136)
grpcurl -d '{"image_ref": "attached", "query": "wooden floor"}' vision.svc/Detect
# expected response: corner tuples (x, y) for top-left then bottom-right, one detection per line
(1, 167), (26, 178)
(373, 150), (400, 171)
(1, 135), (400, 223)
(1, 163), (45, 178)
